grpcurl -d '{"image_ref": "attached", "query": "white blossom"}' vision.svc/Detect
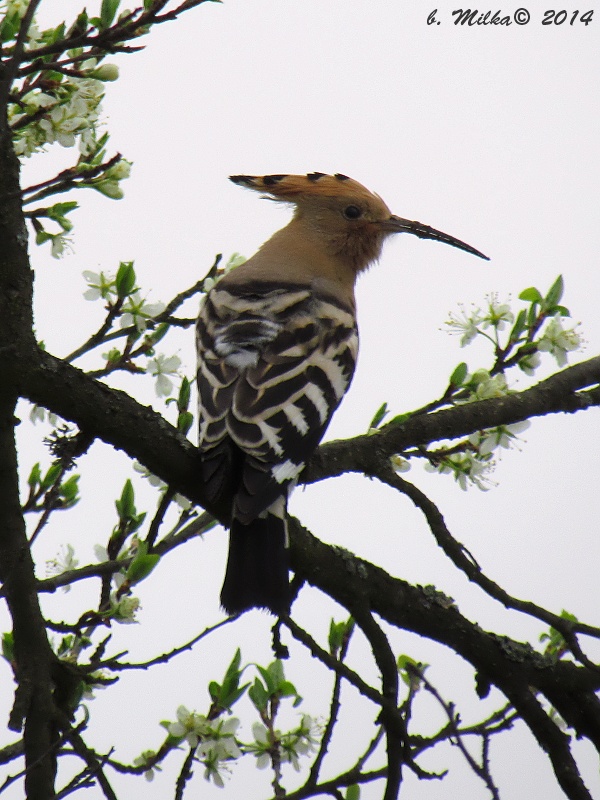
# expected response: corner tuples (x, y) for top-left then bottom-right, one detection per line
(469, 370), (509, 401)
(249, 722), (272, 769)
(110, 595), (141, 624)
(481, 295), (514, 331)
(133, 751), (161, 782)
(518, 351), (542, 376)
(195, 717), (241, 786)
(168, 706), (209, 747)
(6, 0), (30, 17)
(83, 270), (116, 301)
(280, 714), (320, 771)
(426, 452), (494, 491)
(50, 232), (73, 259)
(445, 305), (483, 347)
(29, 404), (59, 426)
(119, 293), (165, 331)
(147, 353), (182, 397)
(46, 544), (79, 591)
(133, 461), (167, 490)
(390, 455), (411, 474)
(470, 421), (531, 456)
(537, 314), (582, 367)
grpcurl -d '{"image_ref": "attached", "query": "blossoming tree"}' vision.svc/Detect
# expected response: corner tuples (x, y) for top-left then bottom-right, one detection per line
(1, 2), (599, 800)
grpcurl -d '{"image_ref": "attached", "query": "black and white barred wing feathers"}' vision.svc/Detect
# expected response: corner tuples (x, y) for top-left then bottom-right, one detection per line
(196, 281), (359, 523)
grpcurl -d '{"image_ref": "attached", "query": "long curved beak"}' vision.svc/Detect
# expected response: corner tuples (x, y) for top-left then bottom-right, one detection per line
(383, 215), (489, 261)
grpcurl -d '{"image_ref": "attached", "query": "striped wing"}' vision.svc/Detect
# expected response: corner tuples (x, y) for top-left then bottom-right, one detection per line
(196, 280), (358, 522)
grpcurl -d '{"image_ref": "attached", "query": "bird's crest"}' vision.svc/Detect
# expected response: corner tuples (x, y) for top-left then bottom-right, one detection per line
(229, 172), (380, 203)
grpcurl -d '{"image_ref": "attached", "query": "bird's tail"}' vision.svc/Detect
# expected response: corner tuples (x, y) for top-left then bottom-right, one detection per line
(220, 504), (290, 616)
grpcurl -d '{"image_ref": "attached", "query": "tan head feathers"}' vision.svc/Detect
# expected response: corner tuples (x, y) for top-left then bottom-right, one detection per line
(229, 172), (381, 203)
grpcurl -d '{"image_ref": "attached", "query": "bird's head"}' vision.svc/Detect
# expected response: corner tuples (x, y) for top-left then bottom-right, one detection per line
(229, 173), (488, 273)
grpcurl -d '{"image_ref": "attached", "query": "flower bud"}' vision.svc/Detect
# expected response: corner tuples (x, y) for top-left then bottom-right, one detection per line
(92, 63), (120, 82)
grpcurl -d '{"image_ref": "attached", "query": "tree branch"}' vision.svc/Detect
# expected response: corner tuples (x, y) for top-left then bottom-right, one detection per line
(304, 356), (600, 486)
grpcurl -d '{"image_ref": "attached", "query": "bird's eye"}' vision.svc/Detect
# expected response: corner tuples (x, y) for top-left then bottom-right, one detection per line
(343, 205), (362, 220)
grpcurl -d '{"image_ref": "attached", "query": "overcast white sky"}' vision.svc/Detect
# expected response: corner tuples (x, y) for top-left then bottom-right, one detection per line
(2, 1), (600, 798)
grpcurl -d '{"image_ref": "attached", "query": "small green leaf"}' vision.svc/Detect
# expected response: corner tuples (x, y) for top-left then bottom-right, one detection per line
(543, 275), (564, 309)
(278, 680), (297, 698)
(368, 402), (389, 430)
(146, 323), (169, 346)
(547, 304), (570, 317)
(387, 412), (412, 426)
(28, 462), (42, 488)
(100, 0), (120, 28)
(221, 683), (249, 709)
(59, 475), (80, 504)
(328, 619), (345, 655)
(509, 308), (527, 343)
(519, 287), (542, 303)
(222, 648), (242, 686)
(346, 785), (361, 800)
(0, 13), (20, 43)
(116, 479), (135, 519)
(67, 10), (89, 37)
(126, 553), (160, 584)
(115, 261), (136, 298)
(178, 377), (191, 411)
(267, 660), (285, 689)
(449, 362), (468, 387)
(1, 632), (14, 664)
(41, 463), (62, 490)
(248, 678), (268, 711)
(177, 411), (194, 435)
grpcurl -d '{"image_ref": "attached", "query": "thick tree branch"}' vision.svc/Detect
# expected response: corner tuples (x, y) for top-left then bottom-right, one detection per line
(0, 61), (59, 799)
(303, 356), (600, 486)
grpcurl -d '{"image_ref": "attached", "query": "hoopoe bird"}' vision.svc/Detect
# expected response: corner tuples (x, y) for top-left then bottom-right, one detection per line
(196, 173), (488, 616)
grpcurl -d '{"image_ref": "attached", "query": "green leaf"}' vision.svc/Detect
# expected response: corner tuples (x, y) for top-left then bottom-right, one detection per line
(328, 619), (345, 655)
(27, 462), (42, 488)
(449, 362), (468, 387)
(115, 261), (136, 298)
(1, 632), (14, 664)
(346, 785), (361, 800)
(387, 412), (412, 426)
(527, 302), (538, 328)
(248, 678), (268, 711)
(59, 475), (80, 504)
(550, 305), (570, 317)
(41, 463), (62, 490)
(67, 10), (89, 38)
(100, 0), (121, 28)
(0, 13), (20, 43)
(278, 680), (298, 698)
(267, 660), (286, 689)
(368, 402), (388, 430)
(221, 683), (249, 709)
(116, 479), (135, 519)
(222, 648), (242, 686)
(208, 680), (221, 701)
(146, 323), (168, 346)
(126, 552), (160, 584)
(509, 308), (527, 343)
(543, 275), (564, 309)
(397, 654), (427, 688)
(178, 377), (191, 411)
(519, 287), (542, 303)
(177, 411), (194, 435)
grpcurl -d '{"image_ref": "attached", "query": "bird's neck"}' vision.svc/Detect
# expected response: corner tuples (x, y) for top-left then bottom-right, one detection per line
(229, 220), (365, 309)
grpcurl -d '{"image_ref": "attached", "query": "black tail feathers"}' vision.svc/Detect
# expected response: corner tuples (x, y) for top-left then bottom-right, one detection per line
(220, 513), (291, 616)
